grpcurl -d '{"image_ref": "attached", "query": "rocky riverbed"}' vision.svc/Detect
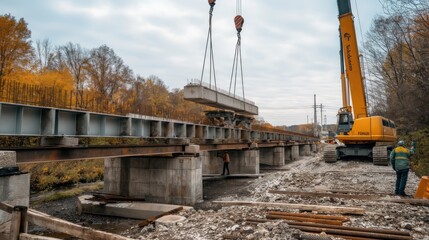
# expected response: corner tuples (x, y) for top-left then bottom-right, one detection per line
(31, 148), (429, 239)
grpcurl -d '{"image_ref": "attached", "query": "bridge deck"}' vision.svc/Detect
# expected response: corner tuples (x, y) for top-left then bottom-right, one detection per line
(184, 84), (258, 115)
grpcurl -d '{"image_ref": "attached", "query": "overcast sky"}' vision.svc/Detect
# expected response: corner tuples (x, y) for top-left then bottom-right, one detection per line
(1, 0), (385, 126)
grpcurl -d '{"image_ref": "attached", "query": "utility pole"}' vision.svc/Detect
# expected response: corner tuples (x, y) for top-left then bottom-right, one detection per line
(324, 115), (327, 132)
(320, 103), (323, 132)
(313, 94), (317, 137)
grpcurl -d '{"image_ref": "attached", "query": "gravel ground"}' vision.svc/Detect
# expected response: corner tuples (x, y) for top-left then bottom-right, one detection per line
(30, 148), (429, 240)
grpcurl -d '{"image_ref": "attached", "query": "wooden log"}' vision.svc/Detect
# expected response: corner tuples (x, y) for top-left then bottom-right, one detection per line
(290, 225), (412, 240)
(212, 201), (365, 215)
(19, 233), (62, 240)
(9, 207), (22, 240)
(0, 201), (13, 214)
(244, 218), (410, 236)
(266, 214), (343, 225)
(26, 209), (132, 240)
(268, 190), (379, 200)
(267, 211), (349, 222)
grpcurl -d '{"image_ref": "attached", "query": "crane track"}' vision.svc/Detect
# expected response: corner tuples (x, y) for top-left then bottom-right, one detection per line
(323, 145), (338, 163)
(373, 146), (389, 166)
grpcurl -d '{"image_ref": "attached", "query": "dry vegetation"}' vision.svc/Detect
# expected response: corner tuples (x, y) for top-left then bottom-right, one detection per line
(19, 159), (104, 192)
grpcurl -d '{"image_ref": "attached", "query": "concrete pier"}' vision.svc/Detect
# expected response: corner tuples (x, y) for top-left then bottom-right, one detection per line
(259, 147), (285, 166)
(291, 144), (300, 161)
(104, 154), (202, 205)
(0, 151), (30, 233)
(299, 144), (311, 156)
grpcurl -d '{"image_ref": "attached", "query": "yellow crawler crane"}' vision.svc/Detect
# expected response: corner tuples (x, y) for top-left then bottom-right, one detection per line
(323, 0), (397, 165)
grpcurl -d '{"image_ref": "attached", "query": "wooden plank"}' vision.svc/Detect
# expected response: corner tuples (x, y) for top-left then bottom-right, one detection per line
(0, 201), (13, 214)
(267, 211), (349, 222)
(266, 214), (343, 225)
(212, 201), (365, 215)
(268, 190), (379, 200)
(19, 233), (62, 240)
(78, 195), (188, 219)
(9, 207), (21, 240)
(246, 218), (410, 236)
(26, 209), (132, 240)
(327, 189), (391, 195)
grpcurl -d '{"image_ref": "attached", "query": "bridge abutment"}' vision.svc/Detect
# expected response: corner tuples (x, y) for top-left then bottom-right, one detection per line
(0, 151), (30, 234)
(104, 153), (202, 205)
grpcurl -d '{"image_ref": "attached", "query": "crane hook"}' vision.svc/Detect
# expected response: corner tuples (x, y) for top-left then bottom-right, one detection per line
(208, 0), (216, 7)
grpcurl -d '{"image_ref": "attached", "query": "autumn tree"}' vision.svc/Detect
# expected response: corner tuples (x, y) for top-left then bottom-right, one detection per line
(57, 42), (89, 107)
(86, 45), (133, 111)
(0, 14), (33, 85)
(364, 2), (429, 131)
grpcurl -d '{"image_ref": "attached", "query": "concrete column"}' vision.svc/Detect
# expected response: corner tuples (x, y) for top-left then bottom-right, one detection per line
(104, 155), (202, 205)
(291, 144), (299, 161)
(311, 144), (317, 153)
(231, 149), (259, 174)
(76, 112), (90, 135)
(285, 146), (292, 162)
(259, 147), (285, 166)
(41, 109), (56, 135)
(300, 144), (311, 156)
(0, 151), (30, 234)
(201, 151), (222, 174)
(120, 117), (131, 136)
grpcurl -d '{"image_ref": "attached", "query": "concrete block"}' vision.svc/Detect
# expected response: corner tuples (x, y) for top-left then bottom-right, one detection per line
(150, 158), (170, 169)
(156, 215), (186, 227)
(0, 173), (30, 233)
(0, 151), (16, 168)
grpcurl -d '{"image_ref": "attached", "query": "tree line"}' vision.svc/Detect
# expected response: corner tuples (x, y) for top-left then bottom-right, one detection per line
(0, 14), (207, 122)
(364, 0), (428, 175)
(365, 0), (428, 132)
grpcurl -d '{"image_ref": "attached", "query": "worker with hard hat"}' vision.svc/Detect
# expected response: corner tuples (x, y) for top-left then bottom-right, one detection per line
(390, 140), (416, 196)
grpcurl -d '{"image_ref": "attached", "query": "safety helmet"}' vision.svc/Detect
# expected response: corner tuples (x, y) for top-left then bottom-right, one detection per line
(397, 140), (405, 146)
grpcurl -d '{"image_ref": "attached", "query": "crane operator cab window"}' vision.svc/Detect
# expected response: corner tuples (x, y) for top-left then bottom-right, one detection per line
(337, 112), (353, 134)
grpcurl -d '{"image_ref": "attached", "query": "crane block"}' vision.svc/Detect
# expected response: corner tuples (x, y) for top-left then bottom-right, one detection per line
(208, 0), (216, 6)
(234, 15), (244, 32)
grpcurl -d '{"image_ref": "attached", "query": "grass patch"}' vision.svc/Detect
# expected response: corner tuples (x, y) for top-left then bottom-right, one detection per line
(31, 182), (103, 205)
(19, 159), (104, 192)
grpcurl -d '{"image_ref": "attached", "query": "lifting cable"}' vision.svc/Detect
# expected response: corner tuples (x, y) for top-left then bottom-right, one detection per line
(229, 0), (245, 103)
(200, 0), (217, 89)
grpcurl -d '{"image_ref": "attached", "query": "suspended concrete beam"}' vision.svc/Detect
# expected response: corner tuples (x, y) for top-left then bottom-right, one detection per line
(184, 83), (258, 115)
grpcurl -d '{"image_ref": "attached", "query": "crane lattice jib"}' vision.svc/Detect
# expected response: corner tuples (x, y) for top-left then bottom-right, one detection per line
(337, 0), (368, 119)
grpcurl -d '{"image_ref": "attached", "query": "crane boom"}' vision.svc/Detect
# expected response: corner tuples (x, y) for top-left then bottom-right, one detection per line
(337, 0), (368, 119)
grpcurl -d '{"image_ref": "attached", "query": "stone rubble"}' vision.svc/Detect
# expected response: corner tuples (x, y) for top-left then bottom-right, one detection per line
(122, 149), (429, 239)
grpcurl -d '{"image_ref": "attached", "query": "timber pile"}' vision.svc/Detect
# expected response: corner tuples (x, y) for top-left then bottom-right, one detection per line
(245, 213), (412, 240)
